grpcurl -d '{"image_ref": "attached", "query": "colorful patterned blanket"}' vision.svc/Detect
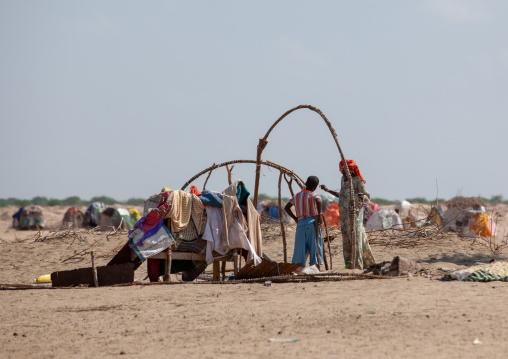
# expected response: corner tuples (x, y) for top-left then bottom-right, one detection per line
(446, 261), (508, 282)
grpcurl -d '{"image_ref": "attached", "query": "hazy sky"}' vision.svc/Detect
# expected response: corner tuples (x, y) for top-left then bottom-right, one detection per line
(1, 1), (507, 202)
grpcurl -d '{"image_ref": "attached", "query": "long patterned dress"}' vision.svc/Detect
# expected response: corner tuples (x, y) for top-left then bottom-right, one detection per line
(338, 176), (376, 269)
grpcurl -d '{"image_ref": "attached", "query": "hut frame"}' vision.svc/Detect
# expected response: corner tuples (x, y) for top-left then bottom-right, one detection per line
(182, 104), (354, 269)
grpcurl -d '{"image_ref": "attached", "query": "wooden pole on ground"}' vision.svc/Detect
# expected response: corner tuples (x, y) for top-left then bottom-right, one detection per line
(90, 251), (99, 287)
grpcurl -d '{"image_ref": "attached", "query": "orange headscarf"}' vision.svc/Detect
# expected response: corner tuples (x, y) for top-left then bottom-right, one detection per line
(339, 159), (366, 184)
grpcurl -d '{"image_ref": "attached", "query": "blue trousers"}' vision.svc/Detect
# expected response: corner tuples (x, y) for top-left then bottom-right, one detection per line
(292, 216), (323, 267)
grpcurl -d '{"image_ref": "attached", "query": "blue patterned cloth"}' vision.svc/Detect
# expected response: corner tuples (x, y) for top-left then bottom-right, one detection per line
(199, 190), (223, 208)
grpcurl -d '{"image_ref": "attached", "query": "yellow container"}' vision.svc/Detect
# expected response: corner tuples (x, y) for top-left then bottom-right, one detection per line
(35, 274), (52, 283)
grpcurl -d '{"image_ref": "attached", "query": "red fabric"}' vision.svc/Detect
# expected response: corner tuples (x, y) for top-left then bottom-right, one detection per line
(369, 202), (379, 213)
(143, 211), (163, 230)
(339, 159), (366, 184)
(139, 191), (173, 231)
(190, 186), (202, 196)
(324, 202), (340, 227)
(147, 258), (161, 282)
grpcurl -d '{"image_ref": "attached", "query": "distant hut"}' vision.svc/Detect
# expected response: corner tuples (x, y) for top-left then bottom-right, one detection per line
(12, 205), (45, 230)
(62, 207), (85, 228)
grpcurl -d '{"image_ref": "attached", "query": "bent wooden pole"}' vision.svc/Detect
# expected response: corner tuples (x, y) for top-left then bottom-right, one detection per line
(252, 105), (356, 268)
(278, 171), (288, 263)
(181, 159), (305, 191)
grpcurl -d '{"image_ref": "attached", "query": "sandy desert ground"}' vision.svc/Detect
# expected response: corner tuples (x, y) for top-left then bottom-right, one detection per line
(1, 203), (508, 359)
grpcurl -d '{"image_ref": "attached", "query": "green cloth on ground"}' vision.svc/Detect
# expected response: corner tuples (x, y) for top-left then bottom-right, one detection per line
(464, 270), (508, 282)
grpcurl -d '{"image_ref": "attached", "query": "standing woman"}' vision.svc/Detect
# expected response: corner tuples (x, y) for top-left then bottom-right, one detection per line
(321, 160), (375, 269)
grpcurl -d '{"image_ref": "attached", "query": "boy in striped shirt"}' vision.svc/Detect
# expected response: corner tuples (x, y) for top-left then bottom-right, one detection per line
(284, 176), (323, 272)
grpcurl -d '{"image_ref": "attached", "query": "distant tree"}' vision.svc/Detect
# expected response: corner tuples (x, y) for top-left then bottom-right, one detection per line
(48, 198), (63, 206)
(0, 199), (9, 207)
(478, 196), (490, 204)
(258, 193), (273, 201)
(13, 199), (31, 207)
(490, 194), (503, 203)
(126, 198), (145, 206)
(32, 196), (49, 206)
(7, 197), (19, 205)
(90, 196), (116, 205)
(64, 196), (82, 205)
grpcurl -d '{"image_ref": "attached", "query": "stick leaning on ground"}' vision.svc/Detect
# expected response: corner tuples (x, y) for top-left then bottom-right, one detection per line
(315, 217), (321, 271)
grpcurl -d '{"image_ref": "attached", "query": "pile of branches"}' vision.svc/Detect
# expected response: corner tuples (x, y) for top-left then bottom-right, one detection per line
(367, 225), (457, 248)
(24, 224), (126, 244)
(366, 215), (506, 253)
(445, 196), (486, 209)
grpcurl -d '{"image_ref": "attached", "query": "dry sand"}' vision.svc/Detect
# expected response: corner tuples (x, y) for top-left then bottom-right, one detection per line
(1, 204), (508, 359)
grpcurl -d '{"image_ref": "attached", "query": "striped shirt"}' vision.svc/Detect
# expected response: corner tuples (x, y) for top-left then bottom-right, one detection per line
(289, 190), (321, 220)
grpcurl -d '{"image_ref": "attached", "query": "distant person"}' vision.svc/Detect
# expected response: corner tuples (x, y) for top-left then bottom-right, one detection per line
(321, 160), (375, 269)
(284, 176), (323, 273)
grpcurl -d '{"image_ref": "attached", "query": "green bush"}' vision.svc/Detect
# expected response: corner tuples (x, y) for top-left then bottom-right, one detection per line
(48, 198), (63, 206)
(32, 196), (49, 206)
(64, 196), (83, 205)
(126, 198), (145, 206)
(90, 196), (116, 205)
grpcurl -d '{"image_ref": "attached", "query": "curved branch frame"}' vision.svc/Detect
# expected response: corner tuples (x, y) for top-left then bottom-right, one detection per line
(252, 105), (358, 268)
(180, 159), (305, 191)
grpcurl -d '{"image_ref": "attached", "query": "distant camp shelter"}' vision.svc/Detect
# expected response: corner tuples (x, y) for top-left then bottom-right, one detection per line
(83, 202), (105, 228)
(442, 197), (496, 237)
(100, 207), (134, 230)
(12, 205), (45, 230)
(62, 207), (85, 228)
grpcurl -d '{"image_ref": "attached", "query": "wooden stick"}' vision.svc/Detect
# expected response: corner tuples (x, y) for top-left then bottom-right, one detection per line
(233, 252), (238, 276)
(253, 138), (269, 208)
(163, 249), (172, 282)
(181, 159), (305, 191)
(238, 248), (243, 271)
(90, 251), (99, 288)
(212, 261), (220, 281)
(225, 165), (234, 185)
(283, 173), (296, 197)
(321, 213), (333, 270)
(314, 218), (321, 271)
(319, 216), (329, 271)
(221, 261), (226, 281)
(278, 171), (288, 263)
(202, 164), (215, 191)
